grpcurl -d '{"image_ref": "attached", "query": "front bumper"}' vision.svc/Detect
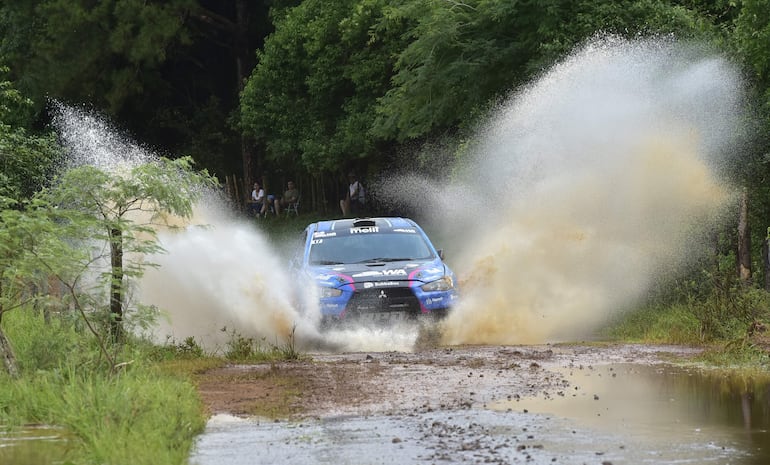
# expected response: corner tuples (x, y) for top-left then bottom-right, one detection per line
(319, 281), (458, 319)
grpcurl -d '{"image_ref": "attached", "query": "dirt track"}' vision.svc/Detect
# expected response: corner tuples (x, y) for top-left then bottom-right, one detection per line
(195, 343), (701, 419)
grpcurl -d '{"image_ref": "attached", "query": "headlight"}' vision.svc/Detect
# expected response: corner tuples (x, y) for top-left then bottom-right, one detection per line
(318, 286), (343, 298)
(421, 276), (454, 292)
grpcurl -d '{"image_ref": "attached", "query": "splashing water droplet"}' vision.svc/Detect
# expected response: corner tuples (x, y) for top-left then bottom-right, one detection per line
(375, 36), (747, 345)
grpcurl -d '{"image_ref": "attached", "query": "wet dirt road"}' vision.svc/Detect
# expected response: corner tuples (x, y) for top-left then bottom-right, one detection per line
(190, 344), (769, 465)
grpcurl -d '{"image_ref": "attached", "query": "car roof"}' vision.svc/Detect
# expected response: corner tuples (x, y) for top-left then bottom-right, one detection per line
(310, 217), (420, 235)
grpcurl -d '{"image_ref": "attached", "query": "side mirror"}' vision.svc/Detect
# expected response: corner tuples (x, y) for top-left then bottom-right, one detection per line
(437, 249), (445, 260)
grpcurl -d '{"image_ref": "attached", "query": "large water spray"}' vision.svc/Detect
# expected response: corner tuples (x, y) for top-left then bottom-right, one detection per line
(380, 36), (746, 344)
(53, 35), (748, 352)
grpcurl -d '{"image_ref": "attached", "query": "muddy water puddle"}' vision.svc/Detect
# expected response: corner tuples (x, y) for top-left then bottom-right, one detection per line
(496, 363), (770, 464)
(191, 361), (770, 465)
(0, 425), (71, 465)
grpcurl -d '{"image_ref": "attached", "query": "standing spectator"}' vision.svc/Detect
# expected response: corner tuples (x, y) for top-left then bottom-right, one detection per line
(340, 172), (365, 216)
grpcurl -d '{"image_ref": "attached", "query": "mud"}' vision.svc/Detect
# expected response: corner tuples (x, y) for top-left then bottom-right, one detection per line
(195, 343), (700, 419)
(192, 343), (763, 465)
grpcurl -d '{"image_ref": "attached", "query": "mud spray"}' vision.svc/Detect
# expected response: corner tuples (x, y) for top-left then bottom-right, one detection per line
(377, 36), (747, 345)
(53, 35), (747, 352)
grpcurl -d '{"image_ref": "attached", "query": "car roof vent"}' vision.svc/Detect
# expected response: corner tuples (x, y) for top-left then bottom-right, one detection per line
(352, 218), (376, 228)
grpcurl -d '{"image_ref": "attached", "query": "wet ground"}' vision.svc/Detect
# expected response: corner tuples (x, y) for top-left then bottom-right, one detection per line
(190, 343), (770, 465)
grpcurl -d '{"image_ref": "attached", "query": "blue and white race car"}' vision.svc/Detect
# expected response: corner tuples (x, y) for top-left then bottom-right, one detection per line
(296, 217), (459, 325)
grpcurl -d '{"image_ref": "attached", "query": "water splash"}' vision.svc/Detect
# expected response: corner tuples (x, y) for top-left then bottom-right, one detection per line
(377, 36), (746, 345)
(50, 104), (421, 353)
(52, 103), (155, 171)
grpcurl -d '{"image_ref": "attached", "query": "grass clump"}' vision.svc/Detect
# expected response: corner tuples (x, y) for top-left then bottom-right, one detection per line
(0, 366), (206, 465)
(0, 309), (210, 465)
(221, 325), (301, 362)
(603, 303), (702, 345)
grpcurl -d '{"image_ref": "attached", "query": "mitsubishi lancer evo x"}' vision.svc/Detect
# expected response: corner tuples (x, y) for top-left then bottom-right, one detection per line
(297, 217), (459, 325)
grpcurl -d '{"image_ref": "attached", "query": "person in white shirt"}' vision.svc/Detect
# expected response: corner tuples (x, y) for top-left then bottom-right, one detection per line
(248, 181), (266, 216)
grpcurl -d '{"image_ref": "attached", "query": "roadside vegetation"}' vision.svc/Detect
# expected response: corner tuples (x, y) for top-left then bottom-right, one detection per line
(604, 250), (770, 368)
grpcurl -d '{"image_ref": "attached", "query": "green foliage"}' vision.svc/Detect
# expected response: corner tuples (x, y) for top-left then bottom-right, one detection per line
(697, 343), (770, 368)
(604, 303), (702, 344)
(242, 0), (721, 180)
(608, 256), (770, 352)
(0, 308), (207, 465)
(35, 156), (218, 344)
(372, 0), (712, 141)
(1, 153), (218, 374)
(241, 0), (407, 171)
(222, 326), (301, 361)
(1, 0), (194, 115)
(733, 0), (770, 92)
(2, 307), (92, 372)
(0, 1), (272, 180)
(0, 68), (62, 200)
(0, 369), (206, 464)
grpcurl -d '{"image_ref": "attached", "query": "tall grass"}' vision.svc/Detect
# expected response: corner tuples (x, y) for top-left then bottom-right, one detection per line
(603, 303), (702, 345)
(0, 308), (207, 465)
(0, 366), (206, 464)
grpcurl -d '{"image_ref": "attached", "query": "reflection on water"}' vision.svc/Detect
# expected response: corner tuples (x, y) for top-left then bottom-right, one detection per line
(495, 363), (770, 464)
(0, 425), (71, 465)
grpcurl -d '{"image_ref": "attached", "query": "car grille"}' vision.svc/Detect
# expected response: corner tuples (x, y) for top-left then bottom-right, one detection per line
(346, 287), (421, 315)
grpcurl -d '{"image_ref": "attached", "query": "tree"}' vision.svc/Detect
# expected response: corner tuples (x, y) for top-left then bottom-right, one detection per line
(240, 0), (408, 172)
(0, 67), (61, 200)
(730, 0), (770, 285)
(0, 72), (62, 377)
(42, 156), (218, 343)
(0, 1), (273, 179)
(373, 0), (712, 142)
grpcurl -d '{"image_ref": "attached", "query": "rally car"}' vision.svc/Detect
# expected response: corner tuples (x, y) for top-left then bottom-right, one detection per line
(296, 217), (459, 325)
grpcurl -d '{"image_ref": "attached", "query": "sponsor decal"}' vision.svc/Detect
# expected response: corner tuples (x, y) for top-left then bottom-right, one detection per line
(313, 231), (337, 238)
(393, 228), (417, 233)
(311, 239), (323, 245)
(364, 281), (400, 289)
(350, 226), (379, 234)
(352, 270), (383, 278)
(382, 269), (407, 276)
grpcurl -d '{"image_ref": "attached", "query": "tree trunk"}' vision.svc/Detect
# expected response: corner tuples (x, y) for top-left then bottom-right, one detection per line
(763, 238), (770, 291)
(0, 278), (15, 377)
(235, 0), (260, 196)
(0, 325), (19, 378)
(738, 188), (751, 283)
(109, 227), (124, 342)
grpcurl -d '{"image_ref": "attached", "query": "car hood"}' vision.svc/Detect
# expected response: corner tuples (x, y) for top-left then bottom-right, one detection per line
(307, 259), (449, 288)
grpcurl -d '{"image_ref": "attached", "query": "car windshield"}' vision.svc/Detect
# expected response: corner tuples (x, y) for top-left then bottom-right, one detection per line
(309, 232), (434, 265)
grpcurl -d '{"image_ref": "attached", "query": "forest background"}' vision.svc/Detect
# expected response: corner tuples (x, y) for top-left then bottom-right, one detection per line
(2, 0), (770, 323)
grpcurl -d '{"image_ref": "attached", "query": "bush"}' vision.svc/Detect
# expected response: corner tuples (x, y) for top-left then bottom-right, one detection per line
(0, 307), (208, 465)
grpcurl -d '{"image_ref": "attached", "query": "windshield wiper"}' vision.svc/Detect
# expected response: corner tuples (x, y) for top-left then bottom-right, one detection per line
(314, 260), (344, 265)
